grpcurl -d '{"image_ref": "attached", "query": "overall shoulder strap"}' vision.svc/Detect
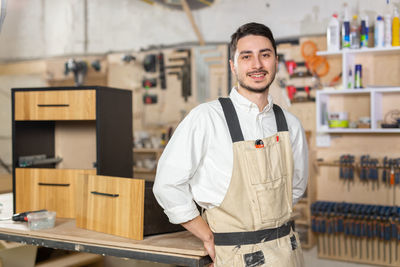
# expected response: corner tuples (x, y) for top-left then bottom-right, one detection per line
(218, 98), (244, 143)
(273, 104), (289, 132)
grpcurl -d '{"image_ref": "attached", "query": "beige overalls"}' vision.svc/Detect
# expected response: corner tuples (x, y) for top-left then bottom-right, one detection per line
(204, 98), (304, 267)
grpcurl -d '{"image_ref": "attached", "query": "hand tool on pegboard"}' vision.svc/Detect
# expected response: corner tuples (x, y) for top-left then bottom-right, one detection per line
(143, 54), (157, 72)
(339, 154), (355, 191)
(359, 205), (368, 259)
(389, 207), (398, 264)
(395, 159), (400, 185)
(311, 201), (400, 264)
(369, 158), (379, 190)
(333, 202), (344, 257)
(360, 155), (369, 182)
(366, 205), (374, 260)
(383, 156), (389, 185)
(64, 58), (101, 87)
(142, 77), (157, 88)
(341, 202), (350, 257)
(286, 85), (315, 102)
(193, 46), (224, 102)
(158, 53), (166, 89)
(284, 59), (312, 78)
(165, 49), (192, 102)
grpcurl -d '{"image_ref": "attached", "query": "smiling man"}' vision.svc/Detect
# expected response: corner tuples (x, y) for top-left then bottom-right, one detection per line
(153, 22), (308, 267)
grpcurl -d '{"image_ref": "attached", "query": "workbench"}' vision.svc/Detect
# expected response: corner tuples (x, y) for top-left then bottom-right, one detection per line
(0, 194), (211, 267)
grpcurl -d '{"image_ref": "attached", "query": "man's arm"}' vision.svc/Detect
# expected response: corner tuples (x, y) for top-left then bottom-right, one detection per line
(181, 216), (215, 263)
(289, 117), (309, 205)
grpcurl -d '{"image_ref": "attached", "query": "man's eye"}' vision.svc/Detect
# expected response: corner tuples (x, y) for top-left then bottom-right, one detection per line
(262, 53), (271, 58)
(241, 55), (250, 60)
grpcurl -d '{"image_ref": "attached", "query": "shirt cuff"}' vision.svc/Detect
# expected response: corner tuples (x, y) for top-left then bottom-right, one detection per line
(164, 201), (200, 224)
(292, 197), (300, 206)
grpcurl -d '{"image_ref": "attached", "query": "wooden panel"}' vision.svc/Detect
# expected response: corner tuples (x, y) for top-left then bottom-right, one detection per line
(15, 168), (96, 218)
(76, 175), (145, 240)
(14, 90), (96, 121)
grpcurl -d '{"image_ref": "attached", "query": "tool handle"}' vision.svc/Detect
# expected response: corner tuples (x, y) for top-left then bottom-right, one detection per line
(12, 209), (48, 222)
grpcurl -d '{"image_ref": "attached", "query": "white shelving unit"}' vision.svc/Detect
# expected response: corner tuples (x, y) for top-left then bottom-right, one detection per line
(317, 46), (400, 90)
(316, 47), (400, 134)
(316, 87), (400, 133)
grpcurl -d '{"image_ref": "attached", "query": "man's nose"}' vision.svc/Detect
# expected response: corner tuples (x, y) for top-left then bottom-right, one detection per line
(252, 55), (262, 69)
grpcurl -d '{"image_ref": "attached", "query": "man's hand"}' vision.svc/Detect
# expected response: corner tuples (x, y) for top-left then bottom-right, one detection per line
(203, 238), (215, 266)
(182, 216), (215, 266)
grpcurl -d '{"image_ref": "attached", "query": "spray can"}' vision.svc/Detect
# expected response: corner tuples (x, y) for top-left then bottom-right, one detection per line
(360, 16), (369, 48)
(375, 16), (385, 47)
(350, 15), (360, 49)
(327, 13), (341, 51)
(393, 7), (400, 46)
(354, 64), (363, 89)
(385, 14), (392, 47)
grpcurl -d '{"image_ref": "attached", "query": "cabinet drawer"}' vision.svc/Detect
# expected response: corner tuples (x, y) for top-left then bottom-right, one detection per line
(15, 168), (96, 218)
(76, 175), (145, 240)
(14, 90), (96, 121)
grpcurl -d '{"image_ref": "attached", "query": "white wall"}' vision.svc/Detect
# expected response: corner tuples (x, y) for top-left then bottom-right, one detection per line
(0, 0), (399, 60)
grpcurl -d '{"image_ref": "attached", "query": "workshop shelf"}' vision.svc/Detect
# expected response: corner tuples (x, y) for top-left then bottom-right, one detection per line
(316, 87), (400, 133)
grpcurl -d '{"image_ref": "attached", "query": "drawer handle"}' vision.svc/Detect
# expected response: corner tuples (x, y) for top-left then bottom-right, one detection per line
(90, 191), (119, 198)
(37, 104), (70, 107)
(38, 183), (70, 187)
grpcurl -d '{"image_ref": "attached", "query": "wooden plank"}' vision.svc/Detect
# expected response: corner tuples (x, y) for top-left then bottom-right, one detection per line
(0, 219), (207, 257)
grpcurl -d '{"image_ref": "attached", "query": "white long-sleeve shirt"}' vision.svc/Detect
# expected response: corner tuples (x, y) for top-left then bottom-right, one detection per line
(153, 88), (308, 224)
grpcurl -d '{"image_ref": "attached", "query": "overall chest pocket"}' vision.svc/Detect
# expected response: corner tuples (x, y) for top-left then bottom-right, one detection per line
(243, 140), (287, 185)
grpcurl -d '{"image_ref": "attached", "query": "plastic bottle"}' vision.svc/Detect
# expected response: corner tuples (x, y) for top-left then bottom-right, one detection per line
(347, 69), (353, 89)
(342, 16), (351, 49)
(327, 13), (341, 51)
(375, 16), (385, 47)
(360, 16), (369, 48)
(350, 15), (360, 49)
(385, 14), (392, 46)
(393, 7), (400, 46)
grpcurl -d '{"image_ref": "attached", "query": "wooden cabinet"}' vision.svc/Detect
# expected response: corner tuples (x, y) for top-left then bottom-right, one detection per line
(76, 174), (145, 240)
(12, 86), (133, 218)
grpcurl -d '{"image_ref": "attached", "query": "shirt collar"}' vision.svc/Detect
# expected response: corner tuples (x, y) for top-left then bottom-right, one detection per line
(229, 87), (274, 114)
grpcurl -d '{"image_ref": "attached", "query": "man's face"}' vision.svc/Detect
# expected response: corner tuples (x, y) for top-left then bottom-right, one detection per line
(230, 35), (278, 93)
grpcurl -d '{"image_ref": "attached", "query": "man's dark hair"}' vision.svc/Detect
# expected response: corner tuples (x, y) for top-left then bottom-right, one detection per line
(230, 22), (277, 61)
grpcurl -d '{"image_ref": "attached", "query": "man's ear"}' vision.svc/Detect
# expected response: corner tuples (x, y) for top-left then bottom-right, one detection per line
(229, 59), (236, 75)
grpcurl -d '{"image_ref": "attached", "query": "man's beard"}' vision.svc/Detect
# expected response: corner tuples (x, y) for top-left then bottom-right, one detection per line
(236, 71), (276, 94)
